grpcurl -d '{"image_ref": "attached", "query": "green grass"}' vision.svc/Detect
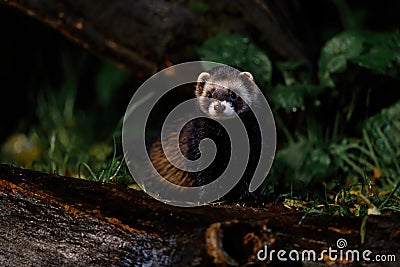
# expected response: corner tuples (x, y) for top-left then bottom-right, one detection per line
(0, 52), (133, 186)
(0, 87), (132, 185)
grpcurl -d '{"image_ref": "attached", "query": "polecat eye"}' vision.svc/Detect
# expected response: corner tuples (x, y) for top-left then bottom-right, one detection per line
(206, 92), (212, 98)
(229, 91), (238, 100)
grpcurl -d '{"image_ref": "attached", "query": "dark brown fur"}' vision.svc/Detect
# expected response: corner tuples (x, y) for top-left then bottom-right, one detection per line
(149, 123), (195, 187)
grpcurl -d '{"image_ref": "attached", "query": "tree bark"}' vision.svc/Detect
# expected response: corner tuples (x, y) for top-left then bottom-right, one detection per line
(0, 164), (399, 266)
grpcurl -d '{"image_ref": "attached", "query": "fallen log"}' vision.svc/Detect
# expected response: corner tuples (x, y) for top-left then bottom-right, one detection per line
(0, 164), (399, 266)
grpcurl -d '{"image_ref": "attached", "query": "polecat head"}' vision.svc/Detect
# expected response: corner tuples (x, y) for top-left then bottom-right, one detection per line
(195, 66), (260, 120)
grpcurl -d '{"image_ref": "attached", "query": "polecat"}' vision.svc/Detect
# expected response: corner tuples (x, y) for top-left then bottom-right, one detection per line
(149, 66), (262, 201)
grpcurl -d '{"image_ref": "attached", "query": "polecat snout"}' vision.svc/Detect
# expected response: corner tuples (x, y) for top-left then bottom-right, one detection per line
(149, 66), (262, 201)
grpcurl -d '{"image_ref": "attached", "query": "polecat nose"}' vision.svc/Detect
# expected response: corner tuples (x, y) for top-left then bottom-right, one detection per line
(214, 103), (226, 113)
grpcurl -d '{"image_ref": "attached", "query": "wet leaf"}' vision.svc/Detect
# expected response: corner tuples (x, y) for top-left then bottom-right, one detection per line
(319, 30), (400, 87)
(319, 31), (364, 87)
(198, 34), (272, 87)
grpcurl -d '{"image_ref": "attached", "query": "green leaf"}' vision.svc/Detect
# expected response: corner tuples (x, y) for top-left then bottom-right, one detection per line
(198, 33), (272, 87)
(364, 100), (400, 163)
(351, 31), (400, 73)
(274, 138), (335, 186)
(318, 30), (400, 87)
(318, 31), (364, 87)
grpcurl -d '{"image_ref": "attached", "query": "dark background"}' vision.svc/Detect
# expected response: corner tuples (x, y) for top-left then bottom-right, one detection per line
(1, 1), (399, 143)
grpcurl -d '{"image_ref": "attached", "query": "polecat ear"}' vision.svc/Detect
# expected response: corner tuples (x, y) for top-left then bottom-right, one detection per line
(197, 72), (210, 82)
(195, 72), (210, 97)
(240, 71), (254, 81)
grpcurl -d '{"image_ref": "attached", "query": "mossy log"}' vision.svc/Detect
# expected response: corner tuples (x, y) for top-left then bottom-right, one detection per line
(0, 164), (399, 266)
